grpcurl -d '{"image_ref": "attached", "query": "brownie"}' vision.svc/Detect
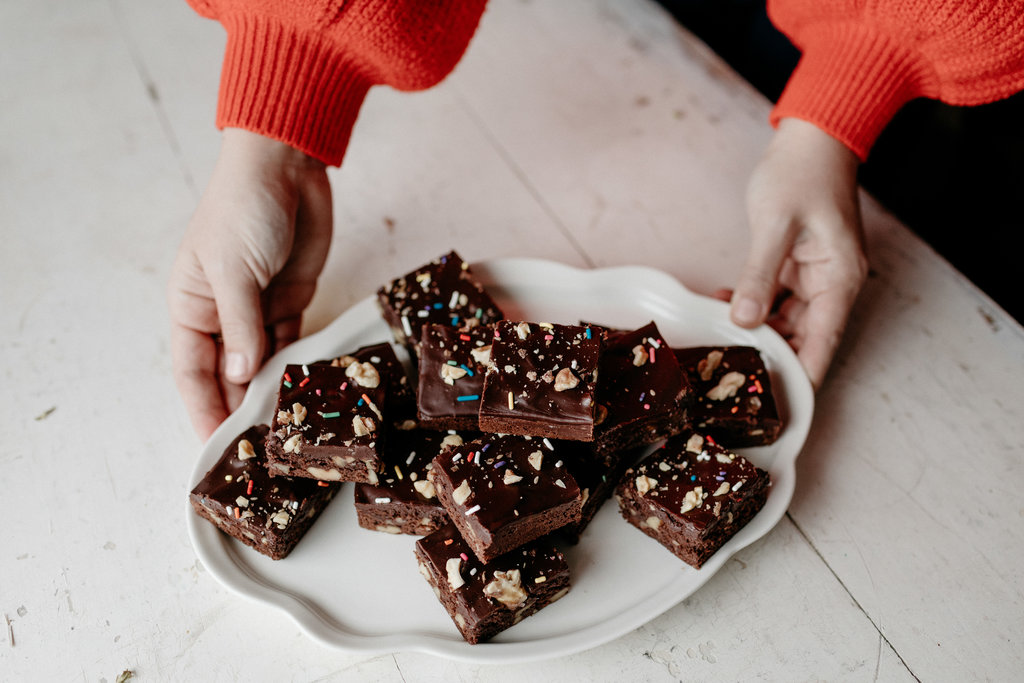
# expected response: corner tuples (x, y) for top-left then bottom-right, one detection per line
(189, 425), (340, 560)
(479, 321), (603, 441)
(416, 323), (493, 431)
(376, 250), (504, 358)
(415, 523), (571, 644)
(591, 321), (691, 461)
(428, 433), (583, 563)
(354, 424), (479, 535)
(616, 430), (771, 568)
(672, 346), (782, 447)
(556, 440), (642, 544)
(265, 358), (388, 483)
(316, 342), (416, 420)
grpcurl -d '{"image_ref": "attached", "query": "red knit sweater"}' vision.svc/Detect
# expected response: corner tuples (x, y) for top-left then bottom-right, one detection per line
(188, 1), (1024, 165)
(186, 0), (487, 166)
(769, 0), (1024, 160)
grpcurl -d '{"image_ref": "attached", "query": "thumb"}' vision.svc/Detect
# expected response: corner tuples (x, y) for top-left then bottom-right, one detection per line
(208, 265), (266, 385)
(730, 224), (795, 328)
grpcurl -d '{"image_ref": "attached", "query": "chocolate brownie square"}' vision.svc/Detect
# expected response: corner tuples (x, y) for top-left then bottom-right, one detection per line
(429, 433), (582, 563)
(190, 425), (340, 560)
(616, 431), (771, 568)
(415, 523), (571, 644)
(591, 321), (691, 460)
(265, 358), (388, 483)
(376, 251), (504, 357)
(416, 323), (493, 431)
(354, 424), (478, 535)
(479, 321), (603, 441)
(673, 346), (782, 447)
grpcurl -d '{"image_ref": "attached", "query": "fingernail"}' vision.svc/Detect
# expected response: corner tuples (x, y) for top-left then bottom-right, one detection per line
(225, 352), (248, 382)
(732, 297), (763, 326)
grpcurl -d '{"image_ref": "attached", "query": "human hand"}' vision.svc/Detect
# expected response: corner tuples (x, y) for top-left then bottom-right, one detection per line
(167, 129), (333, 440)
(722, 118), (867, 389)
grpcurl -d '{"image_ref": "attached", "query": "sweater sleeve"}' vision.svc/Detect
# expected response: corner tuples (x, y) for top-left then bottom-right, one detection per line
(186, 0), (488, 166)
(767, 0), (1024, 161)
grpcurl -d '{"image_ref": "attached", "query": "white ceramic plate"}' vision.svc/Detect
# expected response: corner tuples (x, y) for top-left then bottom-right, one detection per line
(186, 257), (814, 663)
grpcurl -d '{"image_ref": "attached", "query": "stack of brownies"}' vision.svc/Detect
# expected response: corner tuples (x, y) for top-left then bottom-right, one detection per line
(190, 250), (782, 644)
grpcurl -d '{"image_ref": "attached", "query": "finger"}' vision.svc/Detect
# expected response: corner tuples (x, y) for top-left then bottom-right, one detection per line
(711, 288), (734, 303)
(731, 222), (798, 328)
(794, 290), (856, 389)
(206, 263), (267, 385)
(218, 342), (250, 413)
(170, 322), (229, 440)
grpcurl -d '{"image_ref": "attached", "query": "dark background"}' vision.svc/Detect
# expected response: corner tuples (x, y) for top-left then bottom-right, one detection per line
(660, 1), (1024, 323)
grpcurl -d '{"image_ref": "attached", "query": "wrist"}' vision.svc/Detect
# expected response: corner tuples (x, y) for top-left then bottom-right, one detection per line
(220, 128), (326, 171)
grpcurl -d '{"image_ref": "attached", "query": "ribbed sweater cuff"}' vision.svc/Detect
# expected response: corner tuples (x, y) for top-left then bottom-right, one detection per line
(216, 14), (374, 167)
(770, 23), (935, 161)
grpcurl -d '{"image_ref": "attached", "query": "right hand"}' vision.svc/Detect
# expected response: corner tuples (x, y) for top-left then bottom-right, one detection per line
(167, 128), (333, 440)
(722, 118), (868, 389)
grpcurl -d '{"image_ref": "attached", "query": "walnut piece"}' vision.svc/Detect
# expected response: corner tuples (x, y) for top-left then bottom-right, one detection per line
(446, 557), (465, 590)
(553, 367), (580, 392)
(413, 479), (437, 499)
(291, 402), (307, 425)
(283, 434), (302, 454)
(452, 480), (472, 505)
(698, 350), (724, 381)
(441, 434), (464, 449)
(528, 450), (544, 471)
(635, 474), (658, 495)
(483, 569), (527, 609)
(514, 322), (531, 340)
(706, 371), (746, 400)
(503, 469), (523, 485)
(237, 439), (256, 461)
(470, 345), (492, 365)
(680, 486), (705, 513)
(351, 415), (376, 437)
(631, 344), (649, 367)
(685, 433), (704, 454)
(345, 361), (381, 388)
(440, 364), (468, 385)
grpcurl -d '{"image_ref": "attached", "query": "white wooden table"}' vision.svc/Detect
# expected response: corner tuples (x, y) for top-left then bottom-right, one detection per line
(3, 0), (1022, 680)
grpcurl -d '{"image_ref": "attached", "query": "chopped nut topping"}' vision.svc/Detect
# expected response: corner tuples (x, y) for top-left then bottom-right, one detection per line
(635, 474), (658, 495)
(483, 569), (527, 608)
(714, 482), (731, 496)
(446, 557), (465, 590)
(680, 486), (705, 513)
(413, 479), (437, 499)
(291, 402), (307, 425)
(237, 439), (256, 461)
(632, 345), (649, 366)
(235, 496), (249, 508)
(528, 450), (544, 471)
(698, 350), (724, 381)
(352, 415), (376, 437)
(685, 434), (704, 454)
(271, 510), (291, 527)
(345, 361), (381, 388)
(715, 451), (735, 464)
(441, 434), (464, 449)
(452, 480), (472, 505)
(470, 345), (491, 365)
(553, 367), (580, 392)
(515, 322), (531, 340)
(706, 371), (745, 401)
(658, 461), (672, 472)
(283, 434), (302, 454)
(503, 469), (523, 485)
(440, 364), (468, 385)
(330, 355), (358, 368)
